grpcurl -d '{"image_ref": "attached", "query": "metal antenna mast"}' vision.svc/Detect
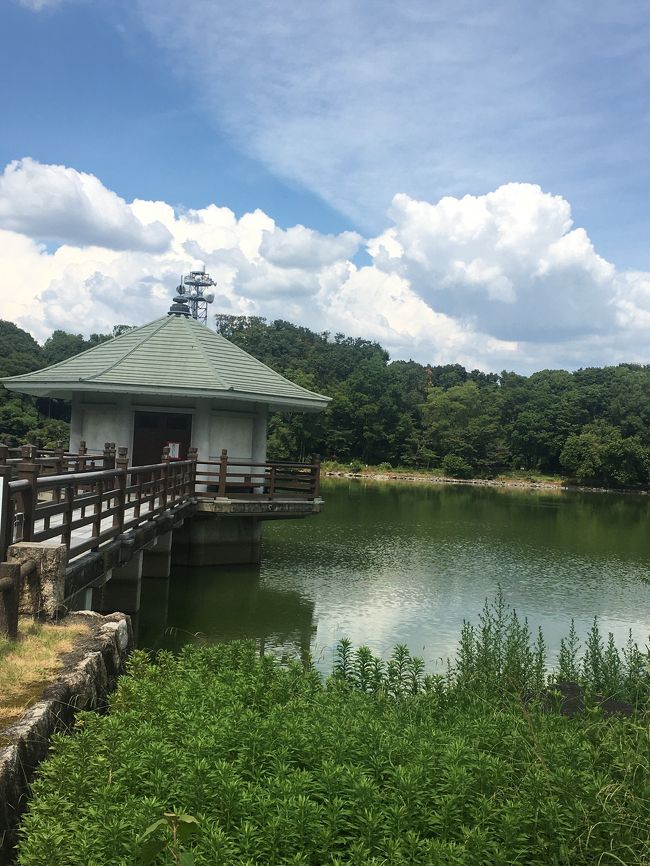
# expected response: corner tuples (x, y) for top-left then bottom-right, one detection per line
(178, 267), (215, 325)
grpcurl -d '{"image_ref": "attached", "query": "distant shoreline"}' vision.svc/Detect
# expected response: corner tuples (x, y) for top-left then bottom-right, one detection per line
(323, 470), (649, 496)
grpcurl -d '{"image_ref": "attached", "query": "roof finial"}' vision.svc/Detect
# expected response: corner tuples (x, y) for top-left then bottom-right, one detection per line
(167, 282), (191, 317)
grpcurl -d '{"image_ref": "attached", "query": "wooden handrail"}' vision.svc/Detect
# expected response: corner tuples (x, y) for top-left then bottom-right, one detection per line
(1, 447), (321, 561)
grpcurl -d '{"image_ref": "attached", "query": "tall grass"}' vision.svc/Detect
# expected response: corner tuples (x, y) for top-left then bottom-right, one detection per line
(15, 596), (650, 866)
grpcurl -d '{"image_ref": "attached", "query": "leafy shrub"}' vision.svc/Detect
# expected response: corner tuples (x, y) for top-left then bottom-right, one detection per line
(441, 454), (473, 478)
(16, 602), (650, 866)
(348, 459), (364, 473)
(376, 462), (392, 471)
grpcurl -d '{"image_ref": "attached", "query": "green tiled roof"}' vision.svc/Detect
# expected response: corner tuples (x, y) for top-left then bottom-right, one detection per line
(2, 315), (330, 411)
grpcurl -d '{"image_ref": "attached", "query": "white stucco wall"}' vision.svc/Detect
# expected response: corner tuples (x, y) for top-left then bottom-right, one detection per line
(70, 397), (269, 468)
(71, 400), (132, 456)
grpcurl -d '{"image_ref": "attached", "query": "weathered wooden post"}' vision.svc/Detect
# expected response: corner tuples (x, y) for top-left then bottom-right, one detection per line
(311, 453), (321, 499)
(52, 447), (64, 502)
(0, 451), (13, 562)
(114, 447), (128, 532)
(218, 449), (228, 497)
(17, 445), (39, 543)
(0, 562), (20, 640)
(103, 442), (116, 471)
(161, 445), (170, 508)
(77, 439), (87, 473)
(188, 446), (198, 496)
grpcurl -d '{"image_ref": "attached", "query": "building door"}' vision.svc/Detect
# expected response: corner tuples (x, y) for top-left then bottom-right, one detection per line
(132, 411), (193, 466)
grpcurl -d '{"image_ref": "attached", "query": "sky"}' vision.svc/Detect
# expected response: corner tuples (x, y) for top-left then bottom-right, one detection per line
(1, 0), (650, 373)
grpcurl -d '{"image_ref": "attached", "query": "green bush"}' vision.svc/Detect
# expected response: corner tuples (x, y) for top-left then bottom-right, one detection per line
(441, 454), (473, 478)
(348, 459), (365, 473)
(16, 600), (650, 866)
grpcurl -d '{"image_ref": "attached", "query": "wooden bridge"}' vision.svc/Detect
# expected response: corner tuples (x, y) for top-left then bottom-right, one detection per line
(0, 443), (322, 639)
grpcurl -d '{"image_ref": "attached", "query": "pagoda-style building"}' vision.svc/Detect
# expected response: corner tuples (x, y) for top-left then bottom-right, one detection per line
(2, 279), (329, 569)
(3, 294), (328, 467)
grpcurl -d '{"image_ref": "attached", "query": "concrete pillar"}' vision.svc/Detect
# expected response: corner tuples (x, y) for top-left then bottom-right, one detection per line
(97, 550), (143, 614)
(69, 395), (83, 453)
(8, 541), (67, 620)
(142, 530), (173, 578)
(172, 515), (262, 566)
(192, 400), (211, 492)
(251, 407), (268, 464)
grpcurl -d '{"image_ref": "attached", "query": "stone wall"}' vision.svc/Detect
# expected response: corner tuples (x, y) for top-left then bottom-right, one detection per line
(0, 612), (133, 864)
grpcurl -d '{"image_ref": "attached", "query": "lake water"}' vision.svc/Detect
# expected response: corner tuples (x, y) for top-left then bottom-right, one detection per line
(138, 479), (650, 672)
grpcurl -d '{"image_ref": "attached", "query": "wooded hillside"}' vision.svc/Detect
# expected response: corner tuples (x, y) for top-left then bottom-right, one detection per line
(2, 315), (650, 487)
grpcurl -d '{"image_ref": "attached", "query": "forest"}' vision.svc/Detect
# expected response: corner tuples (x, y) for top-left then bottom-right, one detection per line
(2, 315), (650, 487)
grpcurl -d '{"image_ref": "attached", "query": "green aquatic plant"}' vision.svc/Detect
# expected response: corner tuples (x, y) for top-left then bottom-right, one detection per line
(15, 599), (650, 866)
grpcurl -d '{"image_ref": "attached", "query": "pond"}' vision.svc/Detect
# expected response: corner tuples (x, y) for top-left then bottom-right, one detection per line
(138, 479), (650, 672)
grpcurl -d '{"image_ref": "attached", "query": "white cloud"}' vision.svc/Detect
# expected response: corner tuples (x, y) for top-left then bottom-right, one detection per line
(0, 159), (172, 252)
(2, 160), (650, 374)
(371, 184), (616, 342)
(260, 225), (361, 269)
(16, 0), (64, 9)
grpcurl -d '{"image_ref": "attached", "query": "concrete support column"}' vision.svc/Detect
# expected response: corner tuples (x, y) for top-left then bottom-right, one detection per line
(97, 550), (143, 614)
(252, 407), (268, 464)
(142, 530), (173, 579)
(172, 516), (262, 566)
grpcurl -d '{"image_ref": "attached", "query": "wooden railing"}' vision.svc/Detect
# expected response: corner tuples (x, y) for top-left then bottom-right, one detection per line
(0, 449), (195, 562)
(195, 450), (321, 500)
(0, 445), (321, 562)
(1, 440), (118, 474)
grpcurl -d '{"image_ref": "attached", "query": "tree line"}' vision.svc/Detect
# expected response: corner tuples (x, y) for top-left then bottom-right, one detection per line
(2, 315), (650, 487)
(215, 315), (650, 487)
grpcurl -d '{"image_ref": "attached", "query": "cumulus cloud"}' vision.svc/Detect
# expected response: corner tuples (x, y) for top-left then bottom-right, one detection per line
(0, 159), (172, 252)
(2, 160), (650, 374)
(371, 184), (616, 342)
(260, 225), (361, 270)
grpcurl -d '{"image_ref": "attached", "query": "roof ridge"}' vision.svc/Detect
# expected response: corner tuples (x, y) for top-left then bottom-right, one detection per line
(84, 317), (170, 381)
(180, 317), (230, 390)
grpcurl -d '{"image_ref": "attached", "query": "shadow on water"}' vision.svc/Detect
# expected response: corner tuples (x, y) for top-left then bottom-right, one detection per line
(138, 563), (316, 661)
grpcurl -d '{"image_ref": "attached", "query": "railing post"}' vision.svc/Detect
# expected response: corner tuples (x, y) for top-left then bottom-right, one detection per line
(114, 447), (128, 532)
(103, 442), (115, 471)
(269, 465), (277, 500)
(92, 477), (104, 549)
(188, 447), (198, 496)
(53, 448), (64, 502)
(0, 562), (20, 641)
(17, 445), (39, 543)
(62, 482), (74, 550)
(311, 453), (321, 499)
(161, 445), (170, 508)
(78, 439), (87, 473)
(218, 449), (228, 497)
(0, 455), (13, 561)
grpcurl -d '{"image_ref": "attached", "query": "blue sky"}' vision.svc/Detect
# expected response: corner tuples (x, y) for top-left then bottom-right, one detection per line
(1, 0), (650, 372)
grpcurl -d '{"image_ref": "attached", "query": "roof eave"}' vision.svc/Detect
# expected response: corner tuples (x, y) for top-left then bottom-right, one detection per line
(2, 379), (330, 412)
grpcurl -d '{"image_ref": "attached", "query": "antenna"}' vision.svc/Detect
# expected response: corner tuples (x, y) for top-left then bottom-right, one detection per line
(180, 267), (216, 325)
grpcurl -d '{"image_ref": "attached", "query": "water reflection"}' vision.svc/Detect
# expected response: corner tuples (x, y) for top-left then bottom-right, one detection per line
(139, 479), (650, 673)
(138, 564), (316, 661)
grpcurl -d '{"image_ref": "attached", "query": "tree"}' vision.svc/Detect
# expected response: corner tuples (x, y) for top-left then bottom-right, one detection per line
(560, 421), (650, 486)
